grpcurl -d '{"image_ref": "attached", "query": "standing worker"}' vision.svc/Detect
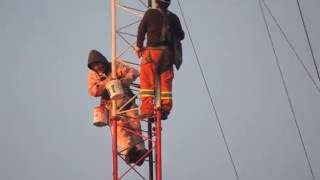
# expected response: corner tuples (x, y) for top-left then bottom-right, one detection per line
(87, 49), (147, 166)
(135, 0), (184, 120)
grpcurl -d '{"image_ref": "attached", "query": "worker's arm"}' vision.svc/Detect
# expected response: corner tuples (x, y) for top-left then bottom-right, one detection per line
(87, 71), (110, 97)
(172, 14), (185, 41)
(136, 10), (149, 49)
(116, 62), (139, 87)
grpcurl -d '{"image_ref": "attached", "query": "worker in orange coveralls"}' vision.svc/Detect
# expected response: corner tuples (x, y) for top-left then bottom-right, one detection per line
(87, 49), (147, 166)
(135, 0), (184, 120)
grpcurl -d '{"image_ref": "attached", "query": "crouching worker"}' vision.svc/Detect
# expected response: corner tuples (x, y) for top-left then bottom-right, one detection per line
(87, 49), (147, 166)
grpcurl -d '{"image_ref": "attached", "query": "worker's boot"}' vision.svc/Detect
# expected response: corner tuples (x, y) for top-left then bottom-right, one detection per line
(124, 147), (138, 164)
(161, 110), (170, 120)
(135, 148), (148, 166)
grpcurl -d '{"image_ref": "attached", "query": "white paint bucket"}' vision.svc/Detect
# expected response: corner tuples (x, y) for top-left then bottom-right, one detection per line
(105, 79), (125, 100)
(93, 106), (109, 127)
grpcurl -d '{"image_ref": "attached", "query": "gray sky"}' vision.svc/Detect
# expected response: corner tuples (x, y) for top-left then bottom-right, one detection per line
(1, 0), (320, 179)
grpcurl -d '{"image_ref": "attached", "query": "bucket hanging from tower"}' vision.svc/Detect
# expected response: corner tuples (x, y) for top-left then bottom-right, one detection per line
(105, 79), (125, 100)
(93, 106), (109, 127)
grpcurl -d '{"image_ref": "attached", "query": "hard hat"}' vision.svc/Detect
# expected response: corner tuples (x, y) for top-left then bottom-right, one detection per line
(156, 0), (171, 4)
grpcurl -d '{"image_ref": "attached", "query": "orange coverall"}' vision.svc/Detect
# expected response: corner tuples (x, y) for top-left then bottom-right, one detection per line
(140, 47), (174, 115)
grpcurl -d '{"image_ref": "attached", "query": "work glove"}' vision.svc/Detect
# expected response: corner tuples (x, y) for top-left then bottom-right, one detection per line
(100, 76), (113, 89)
(120, 78), (132, 87)
(135, 46), (143, 58)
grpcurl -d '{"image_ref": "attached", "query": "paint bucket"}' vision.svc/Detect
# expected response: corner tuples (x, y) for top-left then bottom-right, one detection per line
(105, 79), (125, 100)
(93, 106), (109, 127)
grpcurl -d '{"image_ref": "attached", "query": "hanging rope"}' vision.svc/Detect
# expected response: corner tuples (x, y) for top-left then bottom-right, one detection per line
(261, 0), (320, 93)
(177, 1), (240, 180)
(296, 0), (320, 83)
(259, 1), (315, 180)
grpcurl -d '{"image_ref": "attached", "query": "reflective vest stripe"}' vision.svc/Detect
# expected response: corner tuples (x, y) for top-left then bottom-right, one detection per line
(160, 96), (172, 100)
(141, 94), (155, 97)
(160, 92), (172, 99)
(140, 89), (155, 97)
(140, 89), (155, 92)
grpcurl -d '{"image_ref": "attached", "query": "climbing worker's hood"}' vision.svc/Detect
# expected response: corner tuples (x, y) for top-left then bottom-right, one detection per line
(87, 49), (111, 73)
